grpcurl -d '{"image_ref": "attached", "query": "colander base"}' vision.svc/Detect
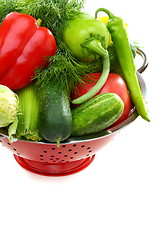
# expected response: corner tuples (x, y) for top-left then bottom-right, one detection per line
(14, 154), (95, 176)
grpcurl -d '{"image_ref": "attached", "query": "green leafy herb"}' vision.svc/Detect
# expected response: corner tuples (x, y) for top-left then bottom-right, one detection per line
(34, 44), (102, 92)
(0, 0), (19, 22)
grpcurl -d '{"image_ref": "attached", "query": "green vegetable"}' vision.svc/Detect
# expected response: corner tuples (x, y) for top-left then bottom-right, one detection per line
(71, 93), (124, 137)
(63, 13), (111, 104)
(16, 83), (42, 141)
(108, 43), (137, 77)
(63, 13), (110, 62)
(38, 80), (72, 145)
(0, 84), (18, 128)
(95, 8), (150, 121)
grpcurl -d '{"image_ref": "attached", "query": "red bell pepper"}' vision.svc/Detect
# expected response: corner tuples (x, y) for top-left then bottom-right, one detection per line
(0, 12), (57, 89)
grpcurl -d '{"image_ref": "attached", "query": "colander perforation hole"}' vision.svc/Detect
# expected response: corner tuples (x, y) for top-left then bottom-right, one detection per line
(73, 144), (76, 147)
(13, 148), (21, 156)
(74, 152), (78, 154)
(43, 150), (47, 153)
(58, 152), (62, 154)
(58, 160), (64, 163)
(64, 155), (67, 157)
(68, 149), (72, 152)
(62, 145), (66, 148)
(52, 147), (55, 150)
(81, 145), (85, 148)
(7, 143), (11, 145)
(70, 157), (73, 159)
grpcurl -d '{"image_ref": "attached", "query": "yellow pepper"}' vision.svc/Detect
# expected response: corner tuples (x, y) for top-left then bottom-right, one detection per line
(98, 16), (109, 24)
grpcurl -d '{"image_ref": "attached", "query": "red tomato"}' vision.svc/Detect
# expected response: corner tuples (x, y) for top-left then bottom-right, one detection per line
(71, 73), (133, 125)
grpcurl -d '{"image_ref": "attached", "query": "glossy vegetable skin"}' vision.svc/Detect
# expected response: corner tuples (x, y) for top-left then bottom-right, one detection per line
(63, 13), (110, 62)
(39, 81), (72, 145)
(0, 12), (57, 90)
(95, 8), (150, 121)
(63, 13), (111, 104)
(71, 73), (132, 124)
(108, 43), (137, 77)
(16, 82), (42, 141)
(71, 93), (124, 137)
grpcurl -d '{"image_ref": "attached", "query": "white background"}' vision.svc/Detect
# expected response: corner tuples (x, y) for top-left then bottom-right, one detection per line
(0, 0), (159, 239)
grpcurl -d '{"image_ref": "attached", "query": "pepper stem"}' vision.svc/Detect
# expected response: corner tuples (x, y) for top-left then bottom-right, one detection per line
(56, 137), (61, 147)
(95, 8), (115, 19)
(37, 18), (42, 26)
(72, 54), (110, 104)
(72, 40), (110, 104)
(86, 39), (108, 58)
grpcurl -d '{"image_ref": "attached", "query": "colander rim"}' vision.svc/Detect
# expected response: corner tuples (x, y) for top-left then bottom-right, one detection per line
(0, 72), (147, 145)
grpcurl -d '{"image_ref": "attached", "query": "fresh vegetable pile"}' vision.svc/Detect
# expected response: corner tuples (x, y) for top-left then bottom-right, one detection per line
(0, 0), (150, 145)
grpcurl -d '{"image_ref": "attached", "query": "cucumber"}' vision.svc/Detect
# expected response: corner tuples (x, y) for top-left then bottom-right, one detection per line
(39, 80), (72, 144)
(71, 93), (124, 137)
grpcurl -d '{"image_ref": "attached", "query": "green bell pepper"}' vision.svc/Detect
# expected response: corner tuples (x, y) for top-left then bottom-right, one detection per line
(63, 13), (111, 104)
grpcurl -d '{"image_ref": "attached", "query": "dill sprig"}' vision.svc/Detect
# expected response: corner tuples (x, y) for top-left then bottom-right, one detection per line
(0, 0), (21, 22)
(34, 42), (102, 91)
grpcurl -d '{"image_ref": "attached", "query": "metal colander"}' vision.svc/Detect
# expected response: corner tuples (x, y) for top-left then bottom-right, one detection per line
(0, 112), (138, 176)
(0, 129), (118, 176)
(0, 51), (148, 176)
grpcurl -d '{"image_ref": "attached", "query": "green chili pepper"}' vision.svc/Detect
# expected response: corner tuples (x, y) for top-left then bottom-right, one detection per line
(95, 8), (150, 122)
(63, 13), (110, 104)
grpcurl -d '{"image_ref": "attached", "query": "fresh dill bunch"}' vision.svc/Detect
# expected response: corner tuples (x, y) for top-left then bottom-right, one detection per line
(35, 42), (102, 93)
(22, 0), (85, 44)
(0, 0), (21, 22)
(20, 0), (102, 91)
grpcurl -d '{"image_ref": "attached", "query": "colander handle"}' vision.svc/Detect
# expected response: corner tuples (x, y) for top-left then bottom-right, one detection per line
(0, 134), (5, 139)
(136, 48), (148, 73)
(0, 129), (8, 139)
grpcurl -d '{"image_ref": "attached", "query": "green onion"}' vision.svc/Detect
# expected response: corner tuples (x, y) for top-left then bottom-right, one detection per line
(16, 83), (42, 141)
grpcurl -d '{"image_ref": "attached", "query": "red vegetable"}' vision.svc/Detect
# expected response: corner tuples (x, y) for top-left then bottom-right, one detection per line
(71, 73), (133, 124)
(0, 12), (57, 89)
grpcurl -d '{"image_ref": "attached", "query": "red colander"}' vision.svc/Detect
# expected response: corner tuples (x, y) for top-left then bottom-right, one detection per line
(0, 51), (148, 176)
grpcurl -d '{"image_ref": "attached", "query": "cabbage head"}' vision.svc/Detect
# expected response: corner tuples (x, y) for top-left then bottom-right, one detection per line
(0, 85), (18, 128)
